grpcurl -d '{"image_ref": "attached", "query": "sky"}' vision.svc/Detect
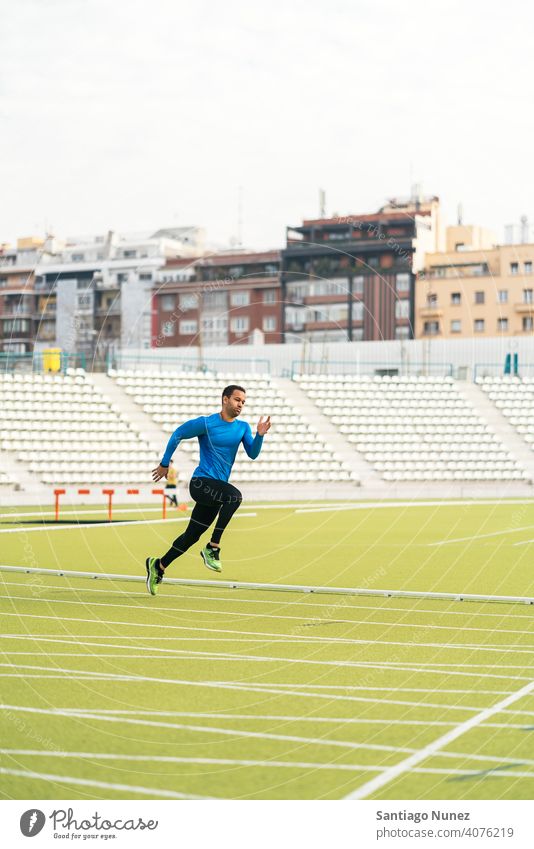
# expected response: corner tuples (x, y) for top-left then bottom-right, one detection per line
(1, 0), (533, 251)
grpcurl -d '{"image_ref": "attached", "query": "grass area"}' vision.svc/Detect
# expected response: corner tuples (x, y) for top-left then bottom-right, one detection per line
(1, 499), (534, 800)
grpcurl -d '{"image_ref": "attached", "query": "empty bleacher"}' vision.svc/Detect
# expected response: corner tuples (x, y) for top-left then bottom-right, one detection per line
(0, 370), (158, 485)
(108, 368), (355, 483)
(295, 374), (529, 482)
(477, 377), (534, 454)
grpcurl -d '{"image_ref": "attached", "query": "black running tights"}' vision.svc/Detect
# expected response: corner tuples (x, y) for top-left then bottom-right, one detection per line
(160, 477), (242, 568)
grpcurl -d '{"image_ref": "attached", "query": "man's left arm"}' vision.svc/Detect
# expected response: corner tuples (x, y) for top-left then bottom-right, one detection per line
(242, 416), (271, 459)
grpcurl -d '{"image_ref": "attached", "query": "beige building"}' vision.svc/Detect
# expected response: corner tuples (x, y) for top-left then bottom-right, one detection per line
(416, 225), (534, 338)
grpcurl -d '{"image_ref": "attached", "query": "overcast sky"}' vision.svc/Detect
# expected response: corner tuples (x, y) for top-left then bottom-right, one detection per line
(1, 0), (533, 250)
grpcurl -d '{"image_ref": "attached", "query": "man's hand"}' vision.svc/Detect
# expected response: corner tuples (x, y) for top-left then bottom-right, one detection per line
(257, 415), (271, 436)
(152, 464), (169, 482)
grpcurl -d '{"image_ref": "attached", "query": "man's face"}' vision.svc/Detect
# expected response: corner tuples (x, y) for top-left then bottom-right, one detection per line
(223, 390), (246, 418)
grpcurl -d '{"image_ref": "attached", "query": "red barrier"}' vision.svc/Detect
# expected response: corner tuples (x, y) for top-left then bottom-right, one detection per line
(54, 489), (66, 522)
(127, 489), (140, 495)
(152, 488), (166, 519)
(78, 489), (90, 495)
(102, 489), (115, 522)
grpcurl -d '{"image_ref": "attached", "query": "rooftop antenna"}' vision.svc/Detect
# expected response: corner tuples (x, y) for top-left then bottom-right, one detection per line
(457, 203), (463, 226)
(319, 188), (326, 218)
(520, 215), (529, 244)
(237, 185), (243, 247)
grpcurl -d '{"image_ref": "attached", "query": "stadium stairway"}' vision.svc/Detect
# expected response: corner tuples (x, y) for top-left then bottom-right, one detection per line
(87, 373), (169, 451)
(275, 377), (386, 490)
(458, 380), (534, 482)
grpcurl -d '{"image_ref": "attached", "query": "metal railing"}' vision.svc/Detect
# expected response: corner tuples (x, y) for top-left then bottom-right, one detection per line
(107, 351), (271, 375)
(0, 351), (87, 374)
(291, 359), (454, 379)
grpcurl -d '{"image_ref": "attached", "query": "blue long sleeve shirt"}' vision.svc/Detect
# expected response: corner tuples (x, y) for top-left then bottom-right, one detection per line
(160, 413), (264, 482)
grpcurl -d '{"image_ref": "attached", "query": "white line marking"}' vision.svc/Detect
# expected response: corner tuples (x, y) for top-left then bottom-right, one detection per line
(0, 766), (209, 799)
(296, 499), (534, 515)
(428, 526), (534, 546)
(0, 507), (165, 520)
(6, 593), (534, 638)
(343, 677), (534, 799)
(514, 539), (534, 547)
(0, 513), (256, 534)
(0, 704), (414, 755)
(4, 747), (533, 770)
(3, 635), (531, 683)
(2, 609), (533, 654)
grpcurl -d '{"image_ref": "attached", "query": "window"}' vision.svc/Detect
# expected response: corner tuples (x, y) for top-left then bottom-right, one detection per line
(117, 273), (128, 284)
(523, 289), (533, 303)
(231, 316), (249, 333)
(451, 292), (461, 305)
(426, 292), (438, 307)
(123, 250), (136, 258)
(77, 293), (92, 309)
(498, 289), (508, 303)
(395, 299), (410, 319)
(525, 262), (533, 275)
(265, 264), (278, 275)
(353, 275), (364, 295)
(230, 291), (250, 307)
(72, 253), (85, 262)
(0, 276), (7, 287)
(162, 321), (174, 337)
(451, 320), (461, 333)
(204, 291), (227, 308)
(263, 289), (277, 303)
(395, 273), (411, 293)
(395, 326), (411, 339)
(523, 316), (533, 332)
(368, 256), (379, 269)
(228, 266), (244, 278)
(352, 327), (364, 341)
(510, 262), (519, 274)
(262, 316), (276, 332)
(3, 318), (30, 333)
(179, 320), (197, 335)
(423, 321), (440, 335)
(474, 319), (485, 332)
(179, 294), (197, 310)
(474, 291), (485, 304)
(139, 273), (152, 282)
(161, 294), (175, 311)
(497, 318), (508, 332)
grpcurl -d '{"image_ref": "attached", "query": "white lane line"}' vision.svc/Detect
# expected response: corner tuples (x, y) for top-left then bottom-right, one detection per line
(5, 593), (534, 638)
(4, 578), (533, 622)
(0, 513), (256, 534)
(427, 526), (534, 546)
(296, 500), (534, 515)
(0, 704), (414, 755)
(3, 635), (531, 683)
(343, 677), (534, 800)
(47, 709), (531, 730)
(0, 766), (208, 799)
(4, 747), (533, 770)
(514, 539), (534, 547)
(2, 611), (533, 654)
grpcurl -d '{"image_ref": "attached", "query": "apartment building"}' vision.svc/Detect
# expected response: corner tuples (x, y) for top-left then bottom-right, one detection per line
(153, 251), (282, 347)
(417, 225), (534, 338)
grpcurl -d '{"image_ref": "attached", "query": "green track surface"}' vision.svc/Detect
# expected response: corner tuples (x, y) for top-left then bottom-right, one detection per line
(1, 500), (534, 800)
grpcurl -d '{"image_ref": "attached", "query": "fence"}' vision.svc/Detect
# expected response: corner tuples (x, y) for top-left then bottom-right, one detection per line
(290, 359), (454, 379)
(107, 351), (271, 375)
(0, 351), (87, 374)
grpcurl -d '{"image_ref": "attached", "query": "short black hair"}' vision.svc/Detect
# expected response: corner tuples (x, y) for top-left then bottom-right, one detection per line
(222, 384), (246, 402)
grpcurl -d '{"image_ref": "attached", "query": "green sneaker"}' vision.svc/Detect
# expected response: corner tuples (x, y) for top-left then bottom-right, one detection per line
(200, 544), (222, 573)
(145, 557), (164, 595)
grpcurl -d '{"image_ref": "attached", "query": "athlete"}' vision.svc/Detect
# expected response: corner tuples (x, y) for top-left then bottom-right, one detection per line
(164, 460), (179, 507)
(146, 384), (270, 595)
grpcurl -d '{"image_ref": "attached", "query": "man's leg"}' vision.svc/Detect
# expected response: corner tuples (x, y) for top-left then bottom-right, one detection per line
(160, 501), (219, 568)
(199, 481), (242, 572)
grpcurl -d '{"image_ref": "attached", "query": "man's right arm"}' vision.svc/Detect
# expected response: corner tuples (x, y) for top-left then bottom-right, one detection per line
(152, 417), (206, 481)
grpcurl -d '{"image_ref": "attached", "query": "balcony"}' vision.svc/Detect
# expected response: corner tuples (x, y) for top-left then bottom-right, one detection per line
(420, 304), (443, 318)
(514, 301), (534, 313)
(95, 305), (121, 316)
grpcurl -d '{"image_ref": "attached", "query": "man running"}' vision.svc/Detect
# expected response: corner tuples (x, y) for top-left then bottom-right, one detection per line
(146, 384), (270, 595)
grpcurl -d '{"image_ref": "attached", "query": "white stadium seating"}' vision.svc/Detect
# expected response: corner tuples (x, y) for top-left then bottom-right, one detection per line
(0, 371), (158, 484)
(108, 368), (355, 483)
(295, 374), (529, 482)
(477, 376), (534, 451)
